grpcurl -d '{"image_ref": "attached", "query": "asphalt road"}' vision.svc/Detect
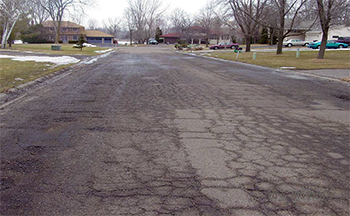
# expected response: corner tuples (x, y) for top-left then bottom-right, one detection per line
(1, 46), (349, 216)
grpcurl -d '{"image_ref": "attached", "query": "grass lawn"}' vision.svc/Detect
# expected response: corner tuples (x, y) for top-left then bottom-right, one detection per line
(8, 44), (110, 56)
(0, 59), (69, 93)
(205, 50), (350, 70)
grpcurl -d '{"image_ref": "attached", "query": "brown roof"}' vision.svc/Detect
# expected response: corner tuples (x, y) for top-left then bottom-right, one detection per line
(85, 30), (114, 38)
(160, 33), (184, 38)
(42, 21), (83, 28)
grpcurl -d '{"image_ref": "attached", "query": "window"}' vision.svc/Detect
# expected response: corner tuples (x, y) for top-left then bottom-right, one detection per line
(73, 36), (78, 40)
(73, 28), (78, 32)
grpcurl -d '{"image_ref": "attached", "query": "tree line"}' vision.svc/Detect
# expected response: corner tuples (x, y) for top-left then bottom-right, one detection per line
(1, 0), (349, 59)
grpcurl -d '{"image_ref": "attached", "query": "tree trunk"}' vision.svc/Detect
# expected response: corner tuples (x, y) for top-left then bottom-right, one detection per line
(1, 22), (10, 49)
(276, 28), (284, 54)
(55, 22), (61, 44)
(245, 35), (251, 52)
(269, 27), (274, 45)
(317, 30), (328, 59)
(130, 30), (133, 46)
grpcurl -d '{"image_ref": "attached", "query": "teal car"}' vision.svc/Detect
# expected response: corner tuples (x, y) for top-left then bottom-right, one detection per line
(308, 40), (348, 49)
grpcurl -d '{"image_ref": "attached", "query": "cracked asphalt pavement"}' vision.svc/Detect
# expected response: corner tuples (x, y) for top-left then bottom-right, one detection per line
(0, 46), (349, 215)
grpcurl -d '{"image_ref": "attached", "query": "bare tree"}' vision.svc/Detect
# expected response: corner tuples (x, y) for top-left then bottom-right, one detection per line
(216, 0), (268, 52)
(271, 0), (309, 54)
(103, 17), (122, 38)
(0, 0), (27, 49)
(40, 0), (91, 43)
(170, 8), (193, 33)
(124, 0), (165, 43)
(316, 0), (349, 59)
(124, 7), (135, 45)
(28, 0), (49, 24)
(196, 3), (216, 47)
(87, 18), (98, 30)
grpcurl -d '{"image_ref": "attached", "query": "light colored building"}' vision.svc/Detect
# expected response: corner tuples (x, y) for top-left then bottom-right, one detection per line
(305, 25), (350, 42)
(283, 20), (350, 42)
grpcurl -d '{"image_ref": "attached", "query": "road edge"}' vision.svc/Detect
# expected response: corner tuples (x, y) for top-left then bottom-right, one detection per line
(0, 50), (115, 109)
(177, 51), (348, 83)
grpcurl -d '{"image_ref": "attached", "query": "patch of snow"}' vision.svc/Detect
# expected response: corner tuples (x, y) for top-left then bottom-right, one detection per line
(118, 41), (131, 45)
(0, 55), (80, 65)
(80, 51), (113, 65)
(82, 43), (96, 47)
(15, 78), (24, 81)
(95, 49), (113, 54)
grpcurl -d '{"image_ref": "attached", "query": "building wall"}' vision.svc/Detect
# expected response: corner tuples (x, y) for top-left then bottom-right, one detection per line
(86, 37), (114, 44)
(285, 35), (305, 41)
(163, 37), (179, 44)
(328, 25), (350, 39)
(44, 26), (85, 43)
(306, 25), (350, 42)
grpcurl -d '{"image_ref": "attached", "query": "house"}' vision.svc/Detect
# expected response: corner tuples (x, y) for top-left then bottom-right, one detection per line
(42, 21), (85, 43)
(283, 20), (350, 42)
(160, 33), (184, 44)
(160, 26), (231, 44)
(85, 30), (115, 44)
(305, 25), (350, 42)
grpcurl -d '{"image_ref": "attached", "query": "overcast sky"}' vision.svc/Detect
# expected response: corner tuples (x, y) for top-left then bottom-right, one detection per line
(81, 0), (208, 27)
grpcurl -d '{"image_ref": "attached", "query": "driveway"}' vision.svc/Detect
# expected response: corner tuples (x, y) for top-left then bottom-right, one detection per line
(1, 46), (349, 215)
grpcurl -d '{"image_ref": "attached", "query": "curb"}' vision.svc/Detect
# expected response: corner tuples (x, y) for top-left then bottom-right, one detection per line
(177, 51), (348, 83)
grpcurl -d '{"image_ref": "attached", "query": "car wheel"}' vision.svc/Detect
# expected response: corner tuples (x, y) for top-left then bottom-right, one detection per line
(287, 43), (292, 47)
(230, 46), (235, 49)
(304, 43), (309, 46)
(214, 47), (218, 50)
(338, 45), (344, 49)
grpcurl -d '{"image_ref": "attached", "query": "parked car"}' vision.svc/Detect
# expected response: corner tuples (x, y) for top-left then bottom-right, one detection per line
(13, 40), (23, 44)
(283, 39), (309, 47)
(335, 36), (350, 45)
(209, 42), (239, 50)
(307, 40), (348, 49)
(148, 39), (158, 45)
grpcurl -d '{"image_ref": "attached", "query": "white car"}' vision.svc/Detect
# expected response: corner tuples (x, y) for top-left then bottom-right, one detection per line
(283, 39), (309, 47)
(13, 40), (23, 44)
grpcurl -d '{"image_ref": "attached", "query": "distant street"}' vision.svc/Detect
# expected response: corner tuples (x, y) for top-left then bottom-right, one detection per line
(1, 46), (349, 215)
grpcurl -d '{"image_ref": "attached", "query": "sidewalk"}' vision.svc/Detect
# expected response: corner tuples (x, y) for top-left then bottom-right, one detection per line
(295, 69), (350, 80)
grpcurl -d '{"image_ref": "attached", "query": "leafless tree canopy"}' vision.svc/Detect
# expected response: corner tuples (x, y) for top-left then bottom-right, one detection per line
(170, 8), (194, 33)
(28, 0), (49, 24)
(196, 3), (218, 46)
(87, 18), (99, 30)
(103, 18), (122, 38)
(124, 0), (164, 43)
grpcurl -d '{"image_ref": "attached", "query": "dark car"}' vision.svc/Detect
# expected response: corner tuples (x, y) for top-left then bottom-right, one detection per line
(335, 36), (350, 45)
(209, 42), (239, 50)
